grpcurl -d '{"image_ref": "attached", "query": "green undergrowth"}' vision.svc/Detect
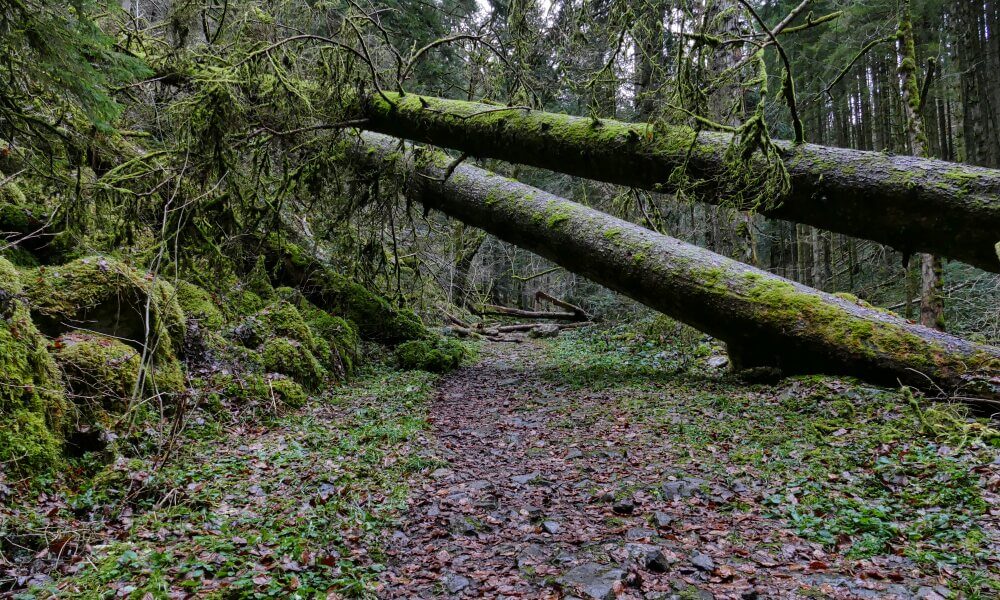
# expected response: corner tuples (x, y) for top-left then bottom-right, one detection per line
(542, 316), (718, 388)
(36, 363), (438, 598)
(542, 319), (999, 591)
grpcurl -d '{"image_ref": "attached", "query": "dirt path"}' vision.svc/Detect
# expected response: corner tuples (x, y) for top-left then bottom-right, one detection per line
(380, 342), (957, 600)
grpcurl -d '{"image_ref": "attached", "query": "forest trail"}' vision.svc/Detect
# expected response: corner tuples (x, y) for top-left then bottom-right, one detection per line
(379, 341), (961, 599)
(16, 332), (995, 598)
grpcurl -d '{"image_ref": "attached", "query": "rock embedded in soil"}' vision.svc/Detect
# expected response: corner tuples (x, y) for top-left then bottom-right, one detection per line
(542, 520), (561, 534)
(707, 355), (730, 369)
(511, 472), (541, 485)
(661, 477), (707, 500)
(612, 498), (635, 515)
(644, 549), (671, 573)
(626, 527), (655, 540)
(431, 467), (453, 479)
(443, 573), (470, 593)
(558, 563), (626, 600)
(690, 551), (716, 572)
(653, 512), (674, 529)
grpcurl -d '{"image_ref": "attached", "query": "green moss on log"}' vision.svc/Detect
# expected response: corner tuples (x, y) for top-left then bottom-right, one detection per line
(742, 274), (999, 380)
(263, 235), (427, 344)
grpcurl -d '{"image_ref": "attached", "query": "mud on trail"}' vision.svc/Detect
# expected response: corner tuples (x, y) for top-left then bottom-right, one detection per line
(380, 339), (999, 600)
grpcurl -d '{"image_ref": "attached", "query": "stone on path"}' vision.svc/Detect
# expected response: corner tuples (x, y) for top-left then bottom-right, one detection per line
(558, 563), (625, 600)
(442, 573), (470, 594)
(661, 477), (707, 500)
(653, 511), (674, 529)
(612, 498), (635, 515)
(690, 551), (715, 572)
(511, 472), (540, 484)
(707, 355), (729, 369)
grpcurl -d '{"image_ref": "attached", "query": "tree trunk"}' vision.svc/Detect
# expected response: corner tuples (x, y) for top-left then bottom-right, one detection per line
(898, 0), (946, 331)
(357, 92), (1000, 272)
(481, 304), (583, 321)
(354, 132), (1000, 403)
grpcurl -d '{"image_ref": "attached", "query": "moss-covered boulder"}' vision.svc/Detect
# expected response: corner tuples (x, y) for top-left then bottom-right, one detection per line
(304, 308), (360, 377)
(396, 338), (466, 373)
(0, 257), (69, 476)
(232, 299), (357, 382)
(261, 337), (325, 390)
(174, 280), (224, 330)
(233, 300), (314, 349)
(53, 332), (186, 416)
(20, 257), (186, 359)
(208, 372), (307, 410)
(275, 287), (361, 377)
(54, 332), (141, 414)
(263, 236), (428, 344)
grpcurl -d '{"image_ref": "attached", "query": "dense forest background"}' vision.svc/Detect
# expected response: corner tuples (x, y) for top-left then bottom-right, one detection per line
(1, 0), (997, 343)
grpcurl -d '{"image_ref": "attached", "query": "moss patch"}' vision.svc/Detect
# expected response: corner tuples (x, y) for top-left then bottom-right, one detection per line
(174, 279), (224, 330)
(0, 257), (69, 477)
(395, 338), (466, 372)
(261, 337), (325, 390)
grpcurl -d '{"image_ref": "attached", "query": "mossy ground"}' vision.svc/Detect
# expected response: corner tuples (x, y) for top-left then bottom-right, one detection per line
(10, 361), (437, 597)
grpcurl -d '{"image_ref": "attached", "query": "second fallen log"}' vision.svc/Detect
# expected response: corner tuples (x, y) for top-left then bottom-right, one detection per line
(352, 132), (1000, 403)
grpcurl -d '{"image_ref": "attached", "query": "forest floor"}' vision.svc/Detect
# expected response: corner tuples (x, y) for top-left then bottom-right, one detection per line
(3, 323), (998, 599)
(378, 337), (997, 600)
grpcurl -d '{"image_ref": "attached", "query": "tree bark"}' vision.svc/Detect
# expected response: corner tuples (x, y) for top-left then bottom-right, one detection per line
(897, 0), (946, 331)
(353, 132), (1000, 403)
(356, 92), (1000, 272)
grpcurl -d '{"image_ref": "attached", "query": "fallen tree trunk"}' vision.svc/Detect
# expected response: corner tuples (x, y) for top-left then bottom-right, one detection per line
(481, 304), (583, 321)
(355, 132), (1000, 403)
(493, 322), (591, 333)
(358, 93), (1000, 273)
(535, 291), (592, 321)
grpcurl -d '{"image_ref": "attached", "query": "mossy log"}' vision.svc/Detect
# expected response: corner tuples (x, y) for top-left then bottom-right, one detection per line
(356, 133), (1000, 403)
(260, 235), (428, 344)
(359, 93), (1000, 273)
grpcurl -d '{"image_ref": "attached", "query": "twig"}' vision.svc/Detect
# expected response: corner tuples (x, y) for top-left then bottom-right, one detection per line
(811, 35), (895, 105)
